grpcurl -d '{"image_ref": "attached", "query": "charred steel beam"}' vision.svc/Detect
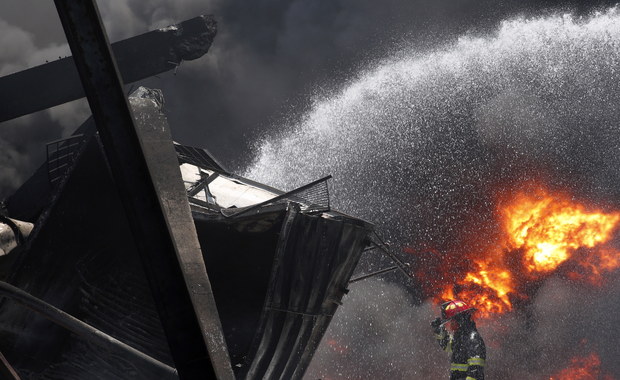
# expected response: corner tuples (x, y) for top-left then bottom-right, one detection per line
(52, 1), (233, 379)
(0, 15), (216, 123)
(129, 89), (235, 378)
(0, 281), (176, 378)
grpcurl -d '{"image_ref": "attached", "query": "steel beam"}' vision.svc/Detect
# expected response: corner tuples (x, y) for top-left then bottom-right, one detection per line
(369, 231), (415, 282)
(0, 15), (216, 123)
(0, 281), (176, 378)
(52, 1), (233, 379)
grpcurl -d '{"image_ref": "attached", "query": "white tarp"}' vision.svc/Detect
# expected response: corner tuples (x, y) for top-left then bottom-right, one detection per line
(180, 163), (277, 209)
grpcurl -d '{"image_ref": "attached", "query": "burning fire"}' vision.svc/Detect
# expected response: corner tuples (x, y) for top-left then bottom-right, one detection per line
(432, 186), (620, 317)
(504, 192), (620, 273)
(549, 352), (614, 380)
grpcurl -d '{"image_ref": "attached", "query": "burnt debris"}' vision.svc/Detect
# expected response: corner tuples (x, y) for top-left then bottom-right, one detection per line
(0, 15), (217, 123)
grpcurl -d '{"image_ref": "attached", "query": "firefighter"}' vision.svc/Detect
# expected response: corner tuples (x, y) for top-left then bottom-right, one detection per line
(431, 299), (486, 380)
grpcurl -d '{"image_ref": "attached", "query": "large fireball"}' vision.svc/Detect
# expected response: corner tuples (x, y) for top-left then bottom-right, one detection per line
(431, 186), (620, 317)
(505, 191), (620, 273)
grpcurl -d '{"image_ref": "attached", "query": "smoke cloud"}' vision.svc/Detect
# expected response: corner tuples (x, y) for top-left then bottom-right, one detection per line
(308, 279), (445, 379)
(3, 0), (614, 200)
(309, 276), (620, 379)
(0, 15), (85, 198)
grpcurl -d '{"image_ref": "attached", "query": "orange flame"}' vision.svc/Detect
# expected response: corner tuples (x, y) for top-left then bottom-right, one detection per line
(434, 186), (620, 317)
(505, 192), (620, 273)
(549, 352), (614, 380)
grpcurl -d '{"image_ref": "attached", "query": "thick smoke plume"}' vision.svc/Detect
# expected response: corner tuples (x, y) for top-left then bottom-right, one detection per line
(2, 0), (611, 198)
(243, 9), (620, 379)
(0, 17), (89, 197)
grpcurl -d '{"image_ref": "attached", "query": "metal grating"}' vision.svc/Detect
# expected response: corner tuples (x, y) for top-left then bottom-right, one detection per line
(222, 175), (331, 218)
(46, 134), (86, 185)
(284, 177), (330, 213)
(238, 206), (371, 379)
(174, 143), (228, 174)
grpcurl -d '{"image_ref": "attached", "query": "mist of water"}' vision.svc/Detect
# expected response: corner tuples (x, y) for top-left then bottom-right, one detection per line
(244, 8), (620, 379)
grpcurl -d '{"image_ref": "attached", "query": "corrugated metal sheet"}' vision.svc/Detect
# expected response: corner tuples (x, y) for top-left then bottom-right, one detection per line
(3, 135), (373, 380)
(240, 206), (371, 380)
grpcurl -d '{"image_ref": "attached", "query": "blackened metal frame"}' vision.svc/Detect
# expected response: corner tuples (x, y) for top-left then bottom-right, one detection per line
(349, 231), (416, 284)
(52, 1), (233, 379)
(0, 16), (216, 123)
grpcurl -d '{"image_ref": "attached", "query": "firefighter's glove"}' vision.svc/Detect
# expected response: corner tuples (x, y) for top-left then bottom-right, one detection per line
(430, 317), (443, 334)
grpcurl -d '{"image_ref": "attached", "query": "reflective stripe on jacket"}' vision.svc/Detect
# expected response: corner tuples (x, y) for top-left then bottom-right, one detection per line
(435, 321), (486, 380)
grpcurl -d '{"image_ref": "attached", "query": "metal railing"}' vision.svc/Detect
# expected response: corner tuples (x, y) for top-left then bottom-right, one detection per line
(46, 135), (85, 185)
(222, 175), (332, 218)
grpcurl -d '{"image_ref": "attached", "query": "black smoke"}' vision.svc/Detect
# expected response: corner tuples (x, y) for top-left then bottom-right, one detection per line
(1, 0), (617, 198)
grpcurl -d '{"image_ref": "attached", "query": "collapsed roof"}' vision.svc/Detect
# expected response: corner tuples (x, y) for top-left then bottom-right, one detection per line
(0, 85), (373, 380)
(0, 2), (376, 378)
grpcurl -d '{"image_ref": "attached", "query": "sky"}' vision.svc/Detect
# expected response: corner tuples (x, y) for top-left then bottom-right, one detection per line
(2, 0), (620, 379)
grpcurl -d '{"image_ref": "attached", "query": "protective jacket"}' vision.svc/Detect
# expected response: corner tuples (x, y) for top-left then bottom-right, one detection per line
(435, 319), (486, 380)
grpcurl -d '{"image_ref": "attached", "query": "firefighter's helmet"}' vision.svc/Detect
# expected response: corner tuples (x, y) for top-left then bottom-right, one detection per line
(441, 299), (474, 321)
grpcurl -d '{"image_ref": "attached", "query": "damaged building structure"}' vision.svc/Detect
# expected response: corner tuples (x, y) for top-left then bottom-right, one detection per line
(0, 2), (398, 379)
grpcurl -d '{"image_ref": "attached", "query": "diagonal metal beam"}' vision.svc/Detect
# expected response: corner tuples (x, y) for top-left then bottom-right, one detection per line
(52, 1), (233, 379)
(0, 281), (176, 378)
(187, 172), (219, 198)
(0, 15), (216, 123)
